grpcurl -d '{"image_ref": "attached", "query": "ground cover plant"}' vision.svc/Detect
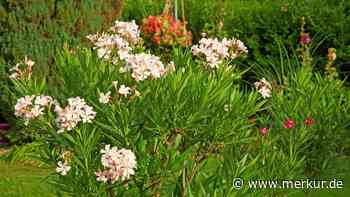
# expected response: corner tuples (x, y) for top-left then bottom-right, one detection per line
(0, 0), (349, 196)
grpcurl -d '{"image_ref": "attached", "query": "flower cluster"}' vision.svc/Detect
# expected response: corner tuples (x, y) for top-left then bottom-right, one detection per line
(87, 32), (131, 62)
(142, 14), (192, 47)
(191, 37), (248, 68)
(9, 56), (35, 80)
(55, 97), (96, 133)
(95, 145), (137, 183)
(123, 53), (167, 81)
(110, 20), (140, 45)
(88, 20), (175, 82)
(86, 20), (141, 63)
(254, 78), (272, 98)
(14, 95), (53, 125)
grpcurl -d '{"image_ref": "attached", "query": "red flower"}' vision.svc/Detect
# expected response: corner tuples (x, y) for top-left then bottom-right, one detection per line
(152, 35), (161, 45)
(304, 117), (313, 126)
(163, 14), (175, 24)
(143, 16), (162, 34)
(168, 22), (178, 33)
(299, 33), (311, 45)
(283, 118), (294, 129)
(259, 127), (269, 136)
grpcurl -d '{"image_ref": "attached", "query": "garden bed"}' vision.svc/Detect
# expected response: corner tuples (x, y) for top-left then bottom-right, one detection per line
(0, 0), (349, 196)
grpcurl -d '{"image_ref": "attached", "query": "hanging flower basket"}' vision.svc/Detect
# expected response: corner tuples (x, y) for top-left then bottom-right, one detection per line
(141, 0), (192, 47)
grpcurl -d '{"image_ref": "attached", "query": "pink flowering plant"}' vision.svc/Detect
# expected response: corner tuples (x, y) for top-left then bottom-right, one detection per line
(6, 29), (266, 195)
(142, 14), (192, 47)
(252, 45), (350, 180)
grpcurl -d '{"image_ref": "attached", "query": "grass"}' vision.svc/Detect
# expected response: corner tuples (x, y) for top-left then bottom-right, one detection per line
(0, 148), (55, 197)
(0, 162), (54, 197)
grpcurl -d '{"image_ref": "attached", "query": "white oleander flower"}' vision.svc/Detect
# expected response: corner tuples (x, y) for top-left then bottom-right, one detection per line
(56, 97), (96, 133)
(192, 37), (248, 68)
(99, 91), (111, 104)
(118, 85), (131, 97)
(254, 78), (272, 98)
(9, 57), (35, 80)
(24, 56), (35, 68)
(56, 161), (71, 176)
(110, 20), (140, 45)
(96, 145), (137, 183)
(34, 95), (53, 107)
(14, 95), (52, 124)
(124, 53), (166, 81)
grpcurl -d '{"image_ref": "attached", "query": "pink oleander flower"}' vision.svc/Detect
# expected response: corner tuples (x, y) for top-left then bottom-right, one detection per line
(118, 85), (131, 97)
(124, 53), (166, 81)
(283, 118), (295, 129)
(191, 37), (248, 68)
(254, 78), (272, 98)
(304, 117), (314, 126)
(56, 161), (71, 176)
(14, 95), (53, 125)
(110, 20), (140, 45)
(55, 97), (96, 133)
(99, 91), (111, 104)
(96, 145), (137, 183)
(259, 127), (269, 136)
(87, 32), (131, 63)
(9, 56), (35, 80)
(87, 20), (141, 65)
(34, 95), (53, 107)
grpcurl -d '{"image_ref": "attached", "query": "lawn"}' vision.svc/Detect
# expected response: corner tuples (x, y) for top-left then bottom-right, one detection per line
(0, 161), (54, 197)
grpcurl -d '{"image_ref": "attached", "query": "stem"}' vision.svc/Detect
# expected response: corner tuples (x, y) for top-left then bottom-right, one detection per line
(107, 186), (115, 197)
(163, 0), (173, 15)
(174, 0), (178, 20)
(181, 168), (187, 197)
